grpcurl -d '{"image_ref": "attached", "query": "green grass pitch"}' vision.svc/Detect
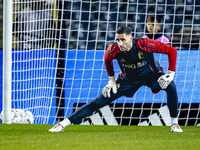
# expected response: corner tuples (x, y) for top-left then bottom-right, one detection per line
(0, 124), (200, 150)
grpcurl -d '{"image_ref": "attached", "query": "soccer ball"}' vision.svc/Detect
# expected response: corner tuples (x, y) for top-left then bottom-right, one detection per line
(0, 110), (16, 123)
(25, 110), (34, 124)
(0, 109), (34, 124)
(12, 109), (27, 123)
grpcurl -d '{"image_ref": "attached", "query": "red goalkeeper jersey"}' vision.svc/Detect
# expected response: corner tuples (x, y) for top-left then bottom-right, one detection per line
(104, 38), (177, 82)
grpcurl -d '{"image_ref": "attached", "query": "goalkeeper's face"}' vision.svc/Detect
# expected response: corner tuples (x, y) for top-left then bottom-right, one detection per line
(116, 33), (133, 52)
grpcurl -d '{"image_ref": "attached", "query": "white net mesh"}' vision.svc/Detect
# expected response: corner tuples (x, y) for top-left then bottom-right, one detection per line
(11, 0), (58, 124)
(5, 0), (200, 125)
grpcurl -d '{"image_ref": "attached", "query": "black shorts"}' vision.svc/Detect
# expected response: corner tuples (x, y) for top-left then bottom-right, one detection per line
(116, 71), (165, 97)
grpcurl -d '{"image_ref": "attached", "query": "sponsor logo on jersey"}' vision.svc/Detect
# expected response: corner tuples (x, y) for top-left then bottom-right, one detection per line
(122, 61), (146, 69)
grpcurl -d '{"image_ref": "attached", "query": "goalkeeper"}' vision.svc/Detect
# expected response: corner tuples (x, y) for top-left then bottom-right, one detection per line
(49, 26), (183, 132)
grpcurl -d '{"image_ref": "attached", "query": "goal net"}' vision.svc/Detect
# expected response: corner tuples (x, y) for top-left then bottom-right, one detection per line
(2, 0), (200, 126)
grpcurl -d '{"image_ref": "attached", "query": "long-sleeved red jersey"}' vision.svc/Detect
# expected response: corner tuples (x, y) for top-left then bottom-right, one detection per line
(104, 38), (177, 82)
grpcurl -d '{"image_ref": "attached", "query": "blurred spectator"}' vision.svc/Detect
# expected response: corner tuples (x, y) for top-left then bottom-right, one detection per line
(12, 0), (56, 50)
(142, 15), (170, 69)
(142, 15), (169, 44)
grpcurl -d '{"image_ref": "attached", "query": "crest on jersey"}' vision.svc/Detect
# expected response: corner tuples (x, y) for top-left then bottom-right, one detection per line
(138, 51), (144, 59)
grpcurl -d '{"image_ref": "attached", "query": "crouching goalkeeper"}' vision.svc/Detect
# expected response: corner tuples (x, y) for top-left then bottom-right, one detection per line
(49, 26), (183, 132)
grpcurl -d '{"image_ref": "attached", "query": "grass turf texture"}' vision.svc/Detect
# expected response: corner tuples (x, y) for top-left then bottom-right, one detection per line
(0, 125), (200, 150)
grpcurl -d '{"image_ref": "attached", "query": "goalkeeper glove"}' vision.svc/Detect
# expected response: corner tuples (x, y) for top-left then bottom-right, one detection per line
(157, 70), (175, 89)
(102, 76), (117, 98)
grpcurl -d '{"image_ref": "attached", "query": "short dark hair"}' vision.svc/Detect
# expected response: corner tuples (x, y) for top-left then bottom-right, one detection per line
(116, 26), (132, 35)
(147, 15), (162, 23)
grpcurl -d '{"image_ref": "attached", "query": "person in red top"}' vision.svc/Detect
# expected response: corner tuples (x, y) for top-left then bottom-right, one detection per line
(49, 26), (183, 132)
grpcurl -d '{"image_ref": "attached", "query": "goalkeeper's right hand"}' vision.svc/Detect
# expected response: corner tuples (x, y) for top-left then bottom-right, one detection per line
(102, 76), (117, 98)
(157, 70), (175, 89)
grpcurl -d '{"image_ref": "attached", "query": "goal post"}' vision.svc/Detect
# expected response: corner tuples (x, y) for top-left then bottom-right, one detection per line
(3, 0), (13, 124)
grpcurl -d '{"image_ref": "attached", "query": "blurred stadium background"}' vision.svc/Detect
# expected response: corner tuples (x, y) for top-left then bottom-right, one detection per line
(0, 0), (199, 49)
(61, 0), (200, 50)
(53, 0), (200, 50)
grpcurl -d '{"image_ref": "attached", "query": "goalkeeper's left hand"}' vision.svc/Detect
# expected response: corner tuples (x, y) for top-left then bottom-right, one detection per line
(157, 70), (175, 89)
